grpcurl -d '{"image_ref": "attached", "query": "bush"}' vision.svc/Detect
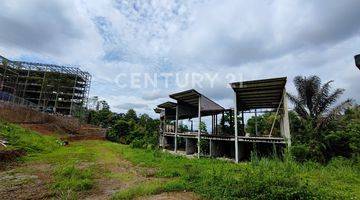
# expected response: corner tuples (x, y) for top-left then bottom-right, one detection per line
(326, 121), (360, 158)
(290, 144), (311, 163)
(106, 120), (132, 142)
(105, 110), (160, 149)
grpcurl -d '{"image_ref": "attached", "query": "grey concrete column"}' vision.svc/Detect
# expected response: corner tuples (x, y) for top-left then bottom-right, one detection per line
(198, 96), (201, 158)
(281, 89), (291, 146)
(175, 105), (178, 152)
(234, 93), (239, 163)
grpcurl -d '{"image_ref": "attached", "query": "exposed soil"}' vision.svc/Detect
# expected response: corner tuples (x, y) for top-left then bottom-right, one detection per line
(0, 163), (53, 200)
(84, 145), (162, 199)
(63, 134), (106, 141)
(20, 123), (57, 135)
(0, 149), (26, 162)
(20, 123), (106, 141)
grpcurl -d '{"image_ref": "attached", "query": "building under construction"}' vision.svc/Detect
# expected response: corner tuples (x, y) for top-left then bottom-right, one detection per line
(155, 77), (291, 162)
(0, 55), (91, 115)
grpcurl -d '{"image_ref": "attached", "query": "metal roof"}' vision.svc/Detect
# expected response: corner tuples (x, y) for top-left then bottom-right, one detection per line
(230, 77), (287, 110)
(170, 89), (224, 116)
(156, 101), (177, 120)
(157, 101), (177, 109)
(154, 108), (163, 114)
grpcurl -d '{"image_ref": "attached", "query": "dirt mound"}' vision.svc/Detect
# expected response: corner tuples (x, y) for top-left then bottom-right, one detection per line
(0, 101), (81, 134)
(0, 149), (26, 162)
(20, 123), (57, 135)
(64, 134), (106, 141)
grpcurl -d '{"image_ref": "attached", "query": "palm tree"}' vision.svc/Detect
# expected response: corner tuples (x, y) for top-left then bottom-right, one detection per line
(288, 75), (352, 131)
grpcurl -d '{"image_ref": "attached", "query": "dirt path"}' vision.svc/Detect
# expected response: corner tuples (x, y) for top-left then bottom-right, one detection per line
(85, 144), (165, 199)
(0, 163), (53, 199)
(0, 141), (199, 200)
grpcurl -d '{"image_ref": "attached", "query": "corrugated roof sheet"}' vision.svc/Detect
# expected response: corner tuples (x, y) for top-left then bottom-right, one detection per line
(230, 77), (287, 110)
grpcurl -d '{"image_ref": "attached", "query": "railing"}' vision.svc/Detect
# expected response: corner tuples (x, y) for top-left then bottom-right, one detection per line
(0, 91), (38, 109)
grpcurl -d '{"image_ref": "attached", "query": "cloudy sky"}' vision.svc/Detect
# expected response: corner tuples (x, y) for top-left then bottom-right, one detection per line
(0, 0), (359, 117)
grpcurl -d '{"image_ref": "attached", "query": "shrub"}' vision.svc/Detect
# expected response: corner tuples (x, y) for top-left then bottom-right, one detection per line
(290, 144), (311, 163)
(326, 121), (360, 158)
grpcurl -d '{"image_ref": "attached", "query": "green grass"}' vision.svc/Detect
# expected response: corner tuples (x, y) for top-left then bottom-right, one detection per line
(109, 143), (360, 199)
(112, 179), (187, 200)
(52, 164), (94, 199)
(1, 121), (359, 199)
(0, 121), (60, 154)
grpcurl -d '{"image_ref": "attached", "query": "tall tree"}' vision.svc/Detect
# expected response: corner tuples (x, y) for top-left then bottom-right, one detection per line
(124, 109), (138, 122)
(288, 75), (352, 131)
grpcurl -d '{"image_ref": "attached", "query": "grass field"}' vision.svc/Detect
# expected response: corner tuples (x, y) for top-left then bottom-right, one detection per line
(1, 121), (360, 199)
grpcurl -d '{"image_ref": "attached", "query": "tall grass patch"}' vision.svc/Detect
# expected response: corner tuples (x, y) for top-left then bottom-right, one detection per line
(52, 163), (94, 199)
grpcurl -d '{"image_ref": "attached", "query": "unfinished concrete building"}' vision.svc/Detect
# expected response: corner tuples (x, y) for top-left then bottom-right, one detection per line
(0, 55), (91, 115)
(155, 77), (291, 162)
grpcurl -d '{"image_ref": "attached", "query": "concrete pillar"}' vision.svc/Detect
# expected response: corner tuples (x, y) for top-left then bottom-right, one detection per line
(234, 93), (239, 163)
(281, 90), (291, 146)
(162, 118), (166, 148)
(186, 138), (197, 155)
(198, 96), (201, 158)
(175, 105), (178, 152)
(163, 136), (169, 149)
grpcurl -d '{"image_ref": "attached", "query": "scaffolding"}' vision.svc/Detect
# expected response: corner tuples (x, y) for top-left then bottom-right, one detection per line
(0, 55), (91, 115)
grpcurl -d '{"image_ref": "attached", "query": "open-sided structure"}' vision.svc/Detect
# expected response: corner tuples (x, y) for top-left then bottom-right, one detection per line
(155, 77), (291, 163)
(157, 90), (226, 158)
(0, 55), (91, 115)
(230, 77), (291, 162)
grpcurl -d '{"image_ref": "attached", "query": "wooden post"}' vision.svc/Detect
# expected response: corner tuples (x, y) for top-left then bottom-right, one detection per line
(234, 93), (239, 163)
(198, 96), (201, 158)
(175, 105), (178, 152)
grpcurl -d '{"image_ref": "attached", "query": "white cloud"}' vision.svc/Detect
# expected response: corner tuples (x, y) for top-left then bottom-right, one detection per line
(0, 0), (359, 116)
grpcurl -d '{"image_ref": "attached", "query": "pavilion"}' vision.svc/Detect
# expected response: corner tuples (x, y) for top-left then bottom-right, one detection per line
(155, 77), (291, 162)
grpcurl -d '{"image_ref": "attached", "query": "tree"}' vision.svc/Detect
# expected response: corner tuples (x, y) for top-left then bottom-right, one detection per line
(124, 109), (138, 122)
(288, 76), (352, 132)
(246, 112), (280, 136)
(200, 121), (207, 132)
(288, 76), (353, 162)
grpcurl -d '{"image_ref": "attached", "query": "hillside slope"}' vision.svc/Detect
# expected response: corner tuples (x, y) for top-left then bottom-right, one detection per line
(0, 121), (359, 199)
